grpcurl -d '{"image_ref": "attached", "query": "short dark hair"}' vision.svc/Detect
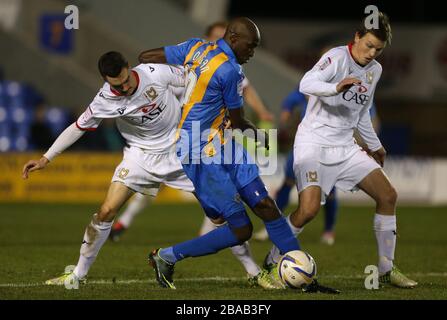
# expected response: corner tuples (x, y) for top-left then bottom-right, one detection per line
(357, 11), (392, 45)
(98, 51), (128, 78)
(205, 21), (228, 37)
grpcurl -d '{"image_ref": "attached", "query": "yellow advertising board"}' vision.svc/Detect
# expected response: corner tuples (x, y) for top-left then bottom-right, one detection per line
(0, 153), (193, 204)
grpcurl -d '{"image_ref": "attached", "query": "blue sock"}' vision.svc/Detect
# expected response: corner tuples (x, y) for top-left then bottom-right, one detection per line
(160, 224), (240, 263)
(275, 184), (292, 212)
(324, 189), (338, 232)
(265, 216), (300, 255)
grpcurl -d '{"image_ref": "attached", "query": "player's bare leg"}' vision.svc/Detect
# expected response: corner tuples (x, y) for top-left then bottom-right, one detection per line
(46, 182), (134, 285)
(110, 193), (151, 242)
(358, 168), (417, 288)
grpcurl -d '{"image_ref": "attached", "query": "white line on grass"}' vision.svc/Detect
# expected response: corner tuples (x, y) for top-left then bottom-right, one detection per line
(1, 273), (446, 288)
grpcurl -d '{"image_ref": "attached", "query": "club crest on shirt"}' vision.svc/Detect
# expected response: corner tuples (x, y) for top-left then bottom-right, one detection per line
(366, 71), (374, 84)
(143, 86), (158, 101)
(306, 171), (318, 183)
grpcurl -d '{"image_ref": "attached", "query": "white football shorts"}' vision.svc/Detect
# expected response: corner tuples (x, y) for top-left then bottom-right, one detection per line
(112, 145), (195, 196)
(293, 143), (380, 203)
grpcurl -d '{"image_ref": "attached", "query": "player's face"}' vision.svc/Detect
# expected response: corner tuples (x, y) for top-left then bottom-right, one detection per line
(207, 26), (226, 42)
(352, 32), (386, 66)
(232, 33), (260, 65)
(106, 67), (136, 96)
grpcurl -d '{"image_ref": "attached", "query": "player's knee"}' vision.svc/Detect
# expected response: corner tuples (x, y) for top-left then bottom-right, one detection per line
(211, 217), (226, 225)
(252, 197), (281, 221)
(98, 204), (117, 222)
(389, 187), (398, 205)
(379, 186), (398, 207)
(231, 223), (253, 243)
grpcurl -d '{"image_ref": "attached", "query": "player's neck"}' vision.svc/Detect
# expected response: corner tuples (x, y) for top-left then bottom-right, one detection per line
(348, 43), (367, 67)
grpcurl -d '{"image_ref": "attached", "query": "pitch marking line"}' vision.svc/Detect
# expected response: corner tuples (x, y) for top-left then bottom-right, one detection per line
(1, 273), (446, 288)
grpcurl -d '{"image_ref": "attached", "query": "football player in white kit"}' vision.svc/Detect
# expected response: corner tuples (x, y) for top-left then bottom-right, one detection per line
(21, 51), (191, 286)
(22, 51), (278, 289)
(264, 12), (417, 288)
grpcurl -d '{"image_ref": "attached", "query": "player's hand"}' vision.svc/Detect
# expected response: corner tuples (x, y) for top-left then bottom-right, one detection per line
(22, 157), (50, 179)
(336, 77), (362, 93)
(371, 147), (386, 167)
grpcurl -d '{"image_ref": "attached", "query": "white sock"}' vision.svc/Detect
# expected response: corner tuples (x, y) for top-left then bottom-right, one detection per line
(198, 217), (217, 236)
(73, 214), (113, 279)
(267, 215), (304, 265)
(118, 193), (150, 228)
(231, 242), (261, 277)
(286, 214), (304, 236)
(374, 213), (396, 275)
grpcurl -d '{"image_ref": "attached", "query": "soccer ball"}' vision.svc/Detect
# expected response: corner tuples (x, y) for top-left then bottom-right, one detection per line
(278, 250), (317, 289)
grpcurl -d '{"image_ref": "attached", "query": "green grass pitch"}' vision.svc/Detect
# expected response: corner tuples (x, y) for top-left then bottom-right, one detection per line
(0, 202), (446, 300)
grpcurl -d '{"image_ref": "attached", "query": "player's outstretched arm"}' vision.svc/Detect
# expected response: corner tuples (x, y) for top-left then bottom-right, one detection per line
(138, 47), (167, 64)
(22, 122), (86, 179)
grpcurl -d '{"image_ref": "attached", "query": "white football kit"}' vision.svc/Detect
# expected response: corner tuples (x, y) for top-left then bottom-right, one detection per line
(294, 44), (382, 201)
(45, 63), (194, 196)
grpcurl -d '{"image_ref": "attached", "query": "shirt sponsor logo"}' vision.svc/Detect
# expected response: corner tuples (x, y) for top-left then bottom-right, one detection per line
(342, 89), (370, 106)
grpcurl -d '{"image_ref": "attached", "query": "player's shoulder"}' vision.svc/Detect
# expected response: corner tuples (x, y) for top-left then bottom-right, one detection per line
(177, 37), (206, 48)
(316, 46), (348, 70)
(217, 59), (243, 80)
(134, 63), (184, 85)
(369, 59), (383, 73)
(134, 62), (163, 74)
(324, 46), (348, 60)
(95, 82), (124, 102)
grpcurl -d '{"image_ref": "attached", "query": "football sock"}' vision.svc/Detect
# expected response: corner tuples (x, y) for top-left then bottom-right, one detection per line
(275, 183), (292, 211)
(230, 242), (261, 277)
(160, 224), (240, 264)
(374, 213), (396, 274)
(324, 191), (338, 232)
(267, 215), (303, 264)
(198, 218), (261, 276)
(118, 193), (150, 228)
(74, 214), (113, 278)
(264, 216), (300, 259)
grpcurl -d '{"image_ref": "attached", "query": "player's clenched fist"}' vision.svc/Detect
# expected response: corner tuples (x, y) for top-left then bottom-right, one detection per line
(22, 157), (49, 179)
(336, 77), (362, 93)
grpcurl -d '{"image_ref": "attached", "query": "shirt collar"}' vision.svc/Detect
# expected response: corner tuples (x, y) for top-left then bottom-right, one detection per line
(217, 38), (237, 61)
